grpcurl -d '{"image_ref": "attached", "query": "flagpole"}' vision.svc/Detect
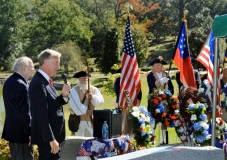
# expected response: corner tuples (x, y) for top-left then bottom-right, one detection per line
(211, 38), (218, 146)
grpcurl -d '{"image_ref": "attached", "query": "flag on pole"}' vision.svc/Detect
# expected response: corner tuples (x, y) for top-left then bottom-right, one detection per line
(119, 17), (141, 109)
(196, 30), (222, 116)
(173, 21), (196, 88)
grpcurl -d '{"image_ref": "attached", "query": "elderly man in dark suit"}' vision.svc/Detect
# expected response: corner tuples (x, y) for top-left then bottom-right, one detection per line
(29, 49), (72, 160)
(2, 56), (35, 160)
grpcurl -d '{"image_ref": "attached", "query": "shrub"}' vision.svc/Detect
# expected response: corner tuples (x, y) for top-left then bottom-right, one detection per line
(0, 139), (39, 159)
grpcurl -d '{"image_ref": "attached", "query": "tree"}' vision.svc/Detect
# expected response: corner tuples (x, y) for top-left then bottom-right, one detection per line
(131, 24), (148, 67)
(54, 41), (84, 75)
(97, 28), (119, 74)
(0, 0), (26, 70)
(19, 0), (93, 60)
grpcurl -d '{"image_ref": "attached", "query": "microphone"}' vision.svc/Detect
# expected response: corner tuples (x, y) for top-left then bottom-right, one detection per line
(61, 73), (71, 96)
(61, 73), (67, 84)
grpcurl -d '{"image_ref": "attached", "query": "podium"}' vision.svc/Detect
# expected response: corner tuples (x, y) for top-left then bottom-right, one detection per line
(93, 109), (122, 138)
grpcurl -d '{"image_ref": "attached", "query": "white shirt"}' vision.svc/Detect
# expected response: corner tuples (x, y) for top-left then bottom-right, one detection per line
(69, 86), (104, 115)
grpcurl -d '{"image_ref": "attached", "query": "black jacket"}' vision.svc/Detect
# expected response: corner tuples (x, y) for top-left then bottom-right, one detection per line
(29, 72), (67, 145)
(2, 72), (31, 143)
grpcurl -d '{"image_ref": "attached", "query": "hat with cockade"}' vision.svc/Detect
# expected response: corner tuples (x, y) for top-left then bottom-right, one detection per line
(72, 71), (89, 78)
(149, 56), (167, 65)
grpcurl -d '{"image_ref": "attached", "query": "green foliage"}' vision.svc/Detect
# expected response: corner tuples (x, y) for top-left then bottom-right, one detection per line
(101, 73), (119, 96)
(0, 0), (26, 70)
(54, 41), (84, 74)
(20, 0), (93, 60)
(97, 28), (119, 74)
(131, 25), (148, 67)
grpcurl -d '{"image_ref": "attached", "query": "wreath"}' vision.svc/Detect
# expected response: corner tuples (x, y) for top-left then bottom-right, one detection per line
(129, 106), (156, 148)
(148, 88), (187, 142)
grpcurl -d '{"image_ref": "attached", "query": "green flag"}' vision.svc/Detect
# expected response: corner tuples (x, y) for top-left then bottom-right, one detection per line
(212, 14), (227, 38)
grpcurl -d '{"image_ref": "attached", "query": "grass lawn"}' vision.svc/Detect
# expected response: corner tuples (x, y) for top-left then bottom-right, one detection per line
(62, 73), (182, 145)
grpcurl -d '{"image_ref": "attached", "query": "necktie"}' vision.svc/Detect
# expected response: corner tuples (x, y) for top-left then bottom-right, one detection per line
(49, 78), (54, 87)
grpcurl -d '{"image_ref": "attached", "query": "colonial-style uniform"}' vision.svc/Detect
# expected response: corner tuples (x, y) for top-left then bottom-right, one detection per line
(69, 71), (104, 137)
(147, 56), (174, 145)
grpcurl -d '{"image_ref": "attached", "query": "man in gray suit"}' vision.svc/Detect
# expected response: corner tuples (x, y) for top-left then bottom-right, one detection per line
(2, 56), (35, 160)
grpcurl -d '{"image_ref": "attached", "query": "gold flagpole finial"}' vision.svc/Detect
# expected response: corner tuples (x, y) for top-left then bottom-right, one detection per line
(125, 2), (133, 17)
(182, 10), (188, 22)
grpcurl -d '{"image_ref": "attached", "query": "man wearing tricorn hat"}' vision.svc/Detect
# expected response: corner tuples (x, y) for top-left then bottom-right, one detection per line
(147, 56), (174, 145)
(69, 71), (104, 137)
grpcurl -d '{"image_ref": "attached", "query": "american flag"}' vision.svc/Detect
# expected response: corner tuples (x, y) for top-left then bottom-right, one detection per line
(119, 17), (141, 109)
(197, 30), (222, 116)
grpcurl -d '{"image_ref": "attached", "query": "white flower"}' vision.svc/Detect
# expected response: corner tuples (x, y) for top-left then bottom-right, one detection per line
(155, 109), (160, 113)
(174, 109), (179, 114)
(132, 106), (139, 112)
(205, 134), (211, 140)
(131, 111), (140, 118)
(140, 113), (146, 120)
(219, 124), (225, 130)
(198, 88), (205, 93)
(224, 125), (227, 131)
(175, 120), (180, 126)
(190, 114), (197, 121)
(158, 90), (164, 95)
(145, 116), (150, 123)
(199, 121), (209, 130)
(177, 127), (184, 133)
(140, 123), (145, 129)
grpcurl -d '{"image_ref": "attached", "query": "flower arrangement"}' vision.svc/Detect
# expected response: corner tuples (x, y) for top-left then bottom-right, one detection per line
(148, 88), (187, 142)
(216, 117), (227, 151)
(129, 106), (155, 148)
(187, 103), (211, 146)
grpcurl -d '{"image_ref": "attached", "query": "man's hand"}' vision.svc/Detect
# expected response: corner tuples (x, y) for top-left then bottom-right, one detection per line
(160, 77), (169, 85)
(86, 109), (93, 116)
(86, 93), (93, 100)
(50, 140), (59, 154)
(62, 82), (71, 97)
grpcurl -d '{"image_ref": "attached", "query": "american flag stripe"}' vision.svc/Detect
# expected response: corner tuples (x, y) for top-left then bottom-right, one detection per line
(197, 30), (222, 116)
(119, 17), (141, 109)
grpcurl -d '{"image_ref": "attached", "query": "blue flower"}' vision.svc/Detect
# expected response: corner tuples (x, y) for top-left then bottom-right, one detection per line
(199, 114), (207, 121)
(140, 106), (149, 116)
(169, 122), (175, 127)
(164, 90), (172, 96)
(193, 122), (201, 131)
(202, 130), (209, 136)
(157, 104), (164, 113)
(197, 135), (205, 143)
(138, 118), (145, 124)
(198, 103), (205, 109)
(189, 104), (196, 110)
(141, 131), (145, 136)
